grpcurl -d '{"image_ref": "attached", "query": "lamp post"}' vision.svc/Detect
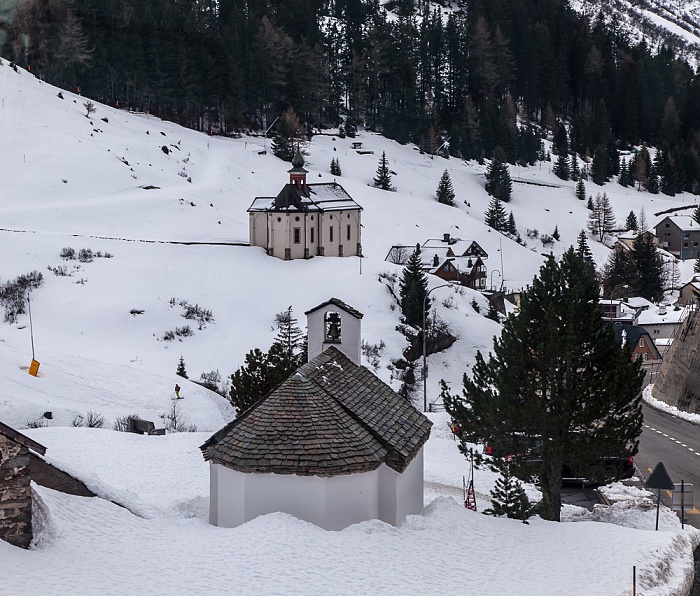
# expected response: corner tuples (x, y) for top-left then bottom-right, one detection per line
(423, 283), (454, 412)
(490, 270), (501, 291)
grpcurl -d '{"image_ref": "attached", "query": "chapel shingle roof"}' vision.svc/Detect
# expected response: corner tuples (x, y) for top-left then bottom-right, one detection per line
(201, 347), (432, 477)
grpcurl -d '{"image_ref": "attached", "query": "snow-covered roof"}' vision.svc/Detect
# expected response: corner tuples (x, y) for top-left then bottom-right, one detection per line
(636, 306), (687, 326)
(656, 215), (700, 231)
(248, 182), (362, 213)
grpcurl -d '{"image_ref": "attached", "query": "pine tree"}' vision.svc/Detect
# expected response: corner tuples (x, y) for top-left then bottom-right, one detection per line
(625, 211), (638, 231)
(399, 250), (430, 327)
(274, 306), (307, 366)
(575, 230), (595, 270)
(176, 355), (188, 379)
(484, 147), (512, 203)
(602, 250), (637, 299)
(484, 458), (532, 521)
(552, 226), (560, 241)
(330, 157), (341, 176)
(591, 145), (609, 185)
(553, 154), (570, 181)
(229, 343), (298, 416)
(634, 232), (665, 302)
(507, 211), (517, 235)
(373, 151), (394, 190)
(587, 195), (594, 210)
(435, 170), (455, 205)
(576, 178), (586, 201)
(443, 249), (644, 522)
(485, 197), (507, 232)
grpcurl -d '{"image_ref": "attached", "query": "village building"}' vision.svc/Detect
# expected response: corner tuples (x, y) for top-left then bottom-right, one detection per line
(247, 152), (362, 260)
(612, 326), (661, 370)
(654, 215), (700, 260)
(679, 275), (700, 306)
(201, 298), (432, 531)
(0, 421), (46, 549)
(636, 304), (688, 348)
(611, 230), (657, 254)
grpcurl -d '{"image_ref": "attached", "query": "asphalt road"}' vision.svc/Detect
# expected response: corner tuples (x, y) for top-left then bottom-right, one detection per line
(635, 404), (700, 529)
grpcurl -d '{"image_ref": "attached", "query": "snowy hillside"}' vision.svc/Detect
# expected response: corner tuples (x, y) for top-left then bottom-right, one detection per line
(572, 0), (700, 65)
(2, 58), (700, 595)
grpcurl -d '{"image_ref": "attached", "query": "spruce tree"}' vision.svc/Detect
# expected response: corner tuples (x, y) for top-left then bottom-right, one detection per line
(485, 197), (507, 232)
(436, 169), (455, 205)
(443, 249), (644, 522)
(576, 178), (586, 201)
(507, 211), (517, 236)
(484, 458), (532, 521)
(330, 157), (341, 176)
(552, 226), (560, 241)
(399, 250), (429, 327)
(229, 343), (298, 416)
(591, 145), (609, 185)
(553, 154), (570, 181)
(625, 211), (638, 231)
(634, 232), (665, 302)
(176, 355), (188, 379)
(274, 306), (307, 366)
(602, 250), (637, 298)
(587, 195), (594, 210)
(373, 151), (393, 190)
(575, 231), (595, 270)
(484, 147), (512, 203)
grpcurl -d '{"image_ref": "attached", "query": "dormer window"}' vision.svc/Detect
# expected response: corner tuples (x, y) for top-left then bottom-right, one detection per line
(325, 311), (341, 343)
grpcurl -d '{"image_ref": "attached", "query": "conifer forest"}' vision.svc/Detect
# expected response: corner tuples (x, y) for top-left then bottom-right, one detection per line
(4, 0), (700, 195)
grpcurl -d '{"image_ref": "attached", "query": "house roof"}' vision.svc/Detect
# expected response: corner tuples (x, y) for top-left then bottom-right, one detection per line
(304, 297), (363, 319)
(0, 420), (47, 455)
(656, 215), (700, 232)
(248, 182), (362, 213)
(201, 347), (432, 477)
(612, 326), (660, 358)
(636, 306), (687, 326)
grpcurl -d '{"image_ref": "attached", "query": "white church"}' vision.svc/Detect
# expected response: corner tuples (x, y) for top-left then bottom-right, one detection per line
(247, 152), (363, 260)
(201, 298), (432, 530)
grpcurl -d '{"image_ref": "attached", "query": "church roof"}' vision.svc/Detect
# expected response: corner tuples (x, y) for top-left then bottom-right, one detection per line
(304, 297), (364, 319)
(248, 182), (361, 213)
(200, 347), (432, 477)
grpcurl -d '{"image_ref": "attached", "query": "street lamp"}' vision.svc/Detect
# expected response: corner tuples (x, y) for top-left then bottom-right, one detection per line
(423, 283), (454, 412)
(490, 269), (501, 291)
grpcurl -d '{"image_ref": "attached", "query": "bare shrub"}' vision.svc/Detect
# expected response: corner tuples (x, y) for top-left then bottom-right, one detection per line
(386, 246), (410, 265)
(26, 420), (45, 429)
(361, 340), (386, 371)
(48, 265), (70, 276)
(182, 303), (214, 329)
(60, 247), (76, 260)
(163, 330), (175, 341)
(175, 325), (194, 337)
(78, 248), (94, 262)
(162, 400), (197, 432)
(1, 271), (44, 323)
(113, 414), (140, 432)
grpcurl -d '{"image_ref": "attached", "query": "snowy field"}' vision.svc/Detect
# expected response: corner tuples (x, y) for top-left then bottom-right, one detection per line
(1, 58), (699, 594)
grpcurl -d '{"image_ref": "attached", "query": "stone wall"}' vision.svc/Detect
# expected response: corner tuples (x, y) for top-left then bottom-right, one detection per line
(652, 308), (700, 415)
(0, 434), (33, 548)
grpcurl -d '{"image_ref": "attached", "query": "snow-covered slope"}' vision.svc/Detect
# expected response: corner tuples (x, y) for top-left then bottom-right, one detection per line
(1, 55), (700, 596)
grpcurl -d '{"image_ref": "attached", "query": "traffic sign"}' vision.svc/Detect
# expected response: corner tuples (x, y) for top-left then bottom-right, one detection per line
(645, 462), (675, 490)
(672, 483), (694, 511)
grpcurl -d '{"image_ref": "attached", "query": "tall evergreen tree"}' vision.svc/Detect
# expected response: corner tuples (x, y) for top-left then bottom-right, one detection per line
(176, 355), (189, 379)
(552, 226), (560, 241)
(373, 151), (394, 190)
(507, 211), (517, 236)
(553, 154), (570, 181)
(634, 232), (665, 302)
(274, 306), (307, 365)
(625, 211), (638, 231)
(436, 169), (456, 205)
(330, 157), (341, 176)
(485, 197), (507, 232)
(484, 147), (512, 203)
(576, 178), (586, 201)
(399, 250), (430, 327)
(575, 231), (595, 270)
(443, 249), (644, 522)
(602, 250), (637, 299)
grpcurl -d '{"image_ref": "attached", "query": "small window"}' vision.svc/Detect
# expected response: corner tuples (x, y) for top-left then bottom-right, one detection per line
(310, 228), (315, 243)
(329, 226), (334, 242)
(684, 242), (689, 247)
(295, 216), (300, 222)
(277, 217), (282, 222)
(639, 337), (644, 347)
(665, 223), (670, 228)
(293, 228), (301, 244)
(347, 225), (351, 241)
(642, 353), (648, 361)
(653, 329), (660, 334)
(347, 214), (350, 219)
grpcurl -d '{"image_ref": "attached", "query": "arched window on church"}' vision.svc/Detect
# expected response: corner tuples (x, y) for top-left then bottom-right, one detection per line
(325, 311), (341, 343)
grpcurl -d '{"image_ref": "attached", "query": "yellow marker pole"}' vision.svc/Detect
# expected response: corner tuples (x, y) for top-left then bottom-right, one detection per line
(27, 293), (40, 376)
